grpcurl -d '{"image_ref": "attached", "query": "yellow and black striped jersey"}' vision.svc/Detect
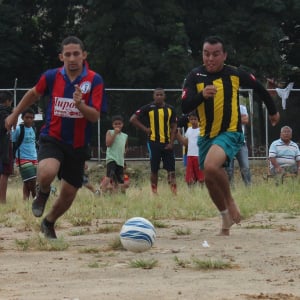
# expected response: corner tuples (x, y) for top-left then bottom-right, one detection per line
(181, 65), (277, 138)
(135, 102), (176, 144)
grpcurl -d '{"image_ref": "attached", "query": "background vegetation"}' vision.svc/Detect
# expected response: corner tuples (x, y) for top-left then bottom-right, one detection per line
(0, 0), (299, 146)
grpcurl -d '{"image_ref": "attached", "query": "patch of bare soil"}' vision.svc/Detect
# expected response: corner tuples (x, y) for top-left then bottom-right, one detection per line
(0, 213), (299, 300)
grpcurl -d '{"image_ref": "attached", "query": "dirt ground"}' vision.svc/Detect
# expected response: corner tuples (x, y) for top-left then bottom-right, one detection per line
(0, 212), (299, 300)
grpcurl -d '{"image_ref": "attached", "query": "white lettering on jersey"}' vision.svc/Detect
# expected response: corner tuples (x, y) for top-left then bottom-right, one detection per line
(54, 97), (84, 118)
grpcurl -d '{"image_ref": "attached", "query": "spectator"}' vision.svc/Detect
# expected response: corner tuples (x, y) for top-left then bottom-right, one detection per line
(269, 126), (300, 181)
(0, 91), (13, 204)
(12, 108), (38, 200)
(226, 104), (251, 186)
(176, 111), (204, 186)
(102, 115), (128, 194)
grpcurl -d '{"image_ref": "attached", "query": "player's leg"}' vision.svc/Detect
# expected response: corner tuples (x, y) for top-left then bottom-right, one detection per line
(41, 152), (84, 239)
(204, 145), (236, 235)
(201, 132), (243, 235)
(148, 141), (160, 193)
(162, 146), (176, 195)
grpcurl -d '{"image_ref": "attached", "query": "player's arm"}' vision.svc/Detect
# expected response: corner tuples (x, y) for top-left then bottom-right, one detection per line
(5, 87), (41, 131)
(176, 129), (188, 147)
(238, 69), (280, 126)
(181, 71), (205, 114)
(74, 85), (100, 123)
(169, 122), (177, 146)
(129, 109), (151, 136)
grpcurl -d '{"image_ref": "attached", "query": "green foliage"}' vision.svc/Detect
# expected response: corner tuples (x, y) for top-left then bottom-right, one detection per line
(0, 0), (299, 143)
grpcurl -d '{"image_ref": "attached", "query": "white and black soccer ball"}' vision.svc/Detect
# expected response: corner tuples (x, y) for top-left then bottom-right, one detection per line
(120, 217), (156, 253)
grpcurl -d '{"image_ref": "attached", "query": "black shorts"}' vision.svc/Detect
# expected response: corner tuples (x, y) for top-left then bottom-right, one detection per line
(147, 141), (175, 173)
(106, 161), (124, 184)
(38, 136), (85, 188)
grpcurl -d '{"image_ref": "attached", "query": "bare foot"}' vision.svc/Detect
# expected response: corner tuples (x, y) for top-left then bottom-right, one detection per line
(217, 228), (230, 236)
(217, 210), (235, 236)
(227, 201), (241, 224)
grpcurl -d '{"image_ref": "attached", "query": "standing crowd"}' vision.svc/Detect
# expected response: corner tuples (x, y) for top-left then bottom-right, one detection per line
(2, 34), (300, 240)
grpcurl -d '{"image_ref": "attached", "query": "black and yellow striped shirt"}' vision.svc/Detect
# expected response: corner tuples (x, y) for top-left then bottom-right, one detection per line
(181, 65), (277, 138)
(135, 103), (176, 143)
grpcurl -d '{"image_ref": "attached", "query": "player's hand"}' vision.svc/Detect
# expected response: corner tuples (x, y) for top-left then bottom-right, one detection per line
(164, 143), (173, 150)
(5, 113), (18, 131)
(145, 128), (151, 136)
(202, 85), (217, 99)
(269, 112), (280, 126)
(73, 84), (82, 107)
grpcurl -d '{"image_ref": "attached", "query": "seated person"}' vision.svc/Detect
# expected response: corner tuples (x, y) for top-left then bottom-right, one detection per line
(269, 126), (300, 176)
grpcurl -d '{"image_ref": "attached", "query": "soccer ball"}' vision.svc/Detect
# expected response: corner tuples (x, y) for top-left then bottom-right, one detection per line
(120, 217), (156, 253)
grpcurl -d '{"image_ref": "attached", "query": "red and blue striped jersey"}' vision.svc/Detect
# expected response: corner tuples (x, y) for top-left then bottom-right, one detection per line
(35, 63), (104, 148)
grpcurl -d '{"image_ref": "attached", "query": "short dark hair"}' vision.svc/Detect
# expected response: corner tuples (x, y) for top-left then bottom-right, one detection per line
(112, 115), (124, 123)
(203, 35), (226, 52)
(0, 91), (13, 104)
(60, 36), (85, 52)
(188, 111), (199, 119)
(21, 108), (35, 118)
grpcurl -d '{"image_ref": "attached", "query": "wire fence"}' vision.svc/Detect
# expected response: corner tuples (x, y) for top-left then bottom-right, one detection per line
(1, 81), (300, 162)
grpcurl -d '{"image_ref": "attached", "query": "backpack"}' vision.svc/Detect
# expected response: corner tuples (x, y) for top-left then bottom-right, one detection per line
(13, 124), (25, 159)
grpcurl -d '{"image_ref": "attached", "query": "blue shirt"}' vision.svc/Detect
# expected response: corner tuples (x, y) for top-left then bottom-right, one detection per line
(12, 125), (37, 160)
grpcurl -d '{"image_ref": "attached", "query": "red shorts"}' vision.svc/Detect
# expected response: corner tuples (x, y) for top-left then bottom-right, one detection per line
(185, 156), (204, 183)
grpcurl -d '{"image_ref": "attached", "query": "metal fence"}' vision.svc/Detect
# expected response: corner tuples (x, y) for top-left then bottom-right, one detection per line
(2, 81), (299, 162)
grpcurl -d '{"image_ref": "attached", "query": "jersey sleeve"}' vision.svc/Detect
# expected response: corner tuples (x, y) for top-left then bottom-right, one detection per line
(181, 69), (205, 114)
(35, 72), (49, 96)
(238, 68), (277, 115)
(134, 104), (149, 119)
(170, 107), (177, 124)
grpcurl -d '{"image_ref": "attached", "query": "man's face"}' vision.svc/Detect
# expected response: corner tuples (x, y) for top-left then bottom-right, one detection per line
(202, 42), (227, 73)
(280, 128), (292, 143)
(153, 90), (165, 106)
(59, 43), (87, 73)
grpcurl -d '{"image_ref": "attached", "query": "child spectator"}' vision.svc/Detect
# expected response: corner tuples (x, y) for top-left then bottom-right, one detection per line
(103, 115), (128, 193)
(176, 111), (204, 186)
(12, 108), (38, 200)
(0, 91), (13, 204)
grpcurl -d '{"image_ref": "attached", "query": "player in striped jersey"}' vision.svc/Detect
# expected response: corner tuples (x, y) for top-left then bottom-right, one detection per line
(5, 36), (105, 239)
(130, 88), (177, 195)
(182, 36), (280, 235)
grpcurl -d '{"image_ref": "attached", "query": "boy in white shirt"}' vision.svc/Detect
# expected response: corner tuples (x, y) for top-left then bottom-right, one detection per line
(177, 111), (204, 186)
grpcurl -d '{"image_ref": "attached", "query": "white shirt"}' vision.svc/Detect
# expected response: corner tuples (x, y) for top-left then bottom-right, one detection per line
(185, 127), (200, 156)
(239, 104), (248, 135)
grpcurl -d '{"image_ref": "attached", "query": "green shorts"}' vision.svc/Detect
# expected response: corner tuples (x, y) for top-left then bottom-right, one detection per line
(197, 132), (244, 169)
